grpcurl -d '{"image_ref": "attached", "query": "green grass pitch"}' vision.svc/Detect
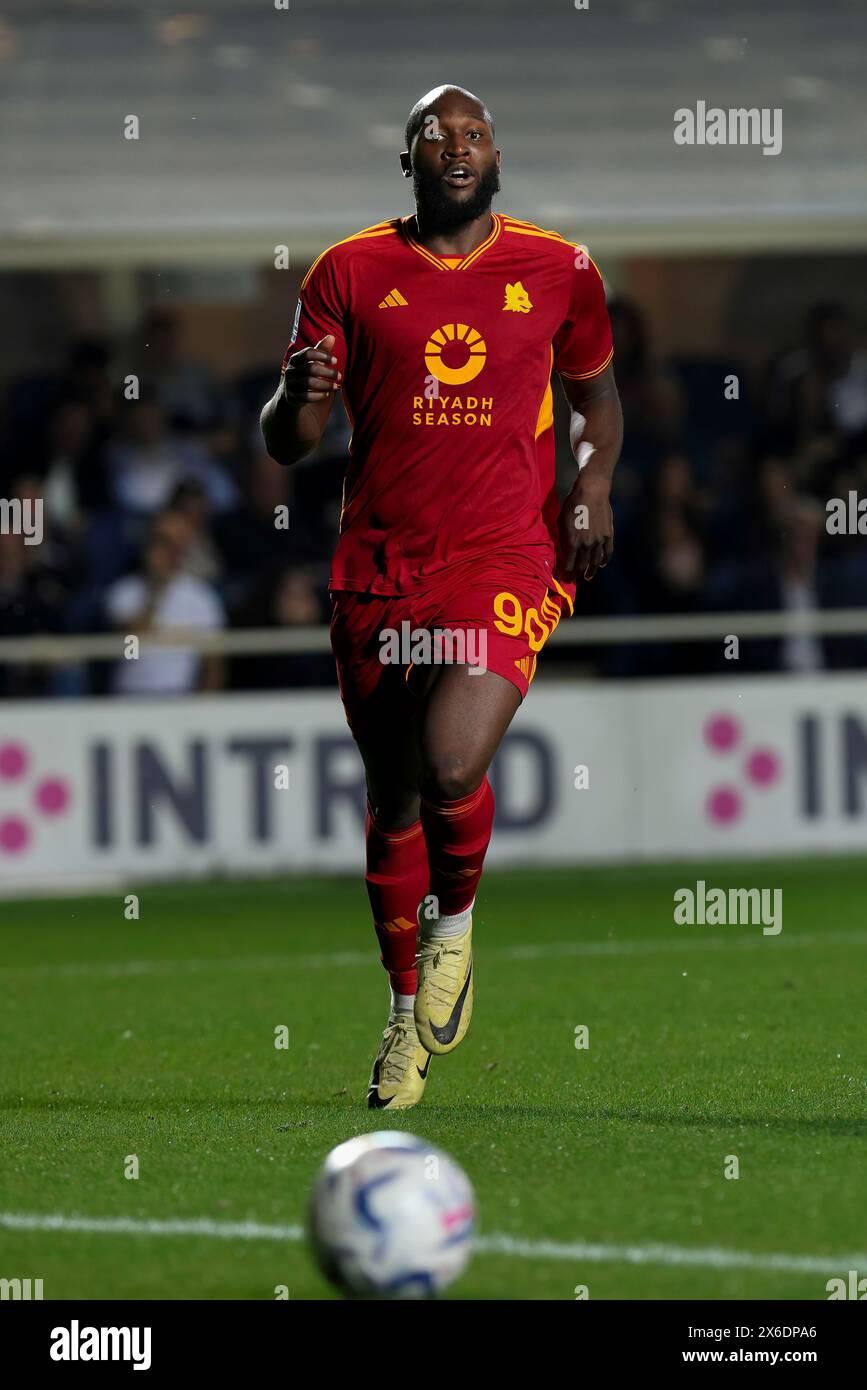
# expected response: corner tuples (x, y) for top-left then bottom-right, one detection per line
(1, 857), (864, 1300)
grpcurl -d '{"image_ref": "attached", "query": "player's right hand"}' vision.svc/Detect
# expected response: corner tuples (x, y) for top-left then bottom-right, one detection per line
(282, 334), (342, 403)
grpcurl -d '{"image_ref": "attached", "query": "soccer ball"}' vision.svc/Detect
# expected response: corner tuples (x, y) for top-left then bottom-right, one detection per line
(308, 1131), (475, 1298)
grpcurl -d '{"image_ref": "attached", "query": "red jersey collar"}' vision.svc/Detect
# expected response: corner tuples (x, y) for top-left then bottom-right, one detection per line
(400, 212), (502, 271)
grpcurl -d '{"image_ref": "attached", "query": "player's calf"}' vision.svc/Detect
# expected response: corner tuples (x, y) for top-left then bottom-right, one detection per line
(414, 776), (493, 1053)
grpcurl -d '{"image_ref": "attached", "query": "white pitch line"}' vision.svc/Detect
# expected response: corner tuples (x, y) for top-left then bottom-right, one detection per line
(2, 930), (866, 981)
(477, 1233), (867, 1276)
(0, 1212), (304, 1242)
(0, 1211), (861, 1277)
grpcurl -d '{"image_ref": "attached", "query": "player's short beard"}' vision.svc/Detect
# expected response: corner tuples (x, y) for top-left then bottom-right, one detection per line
(412, 160), (500, 234)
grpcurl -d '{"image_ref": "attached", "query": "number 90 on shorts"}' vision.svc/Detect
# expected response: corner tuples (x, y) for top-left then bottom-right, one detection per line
(492, 589), (563, 653)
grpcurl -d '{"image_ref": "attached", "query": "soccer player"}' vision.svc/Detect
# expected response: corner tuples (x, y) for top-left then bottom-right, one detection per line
(262, 85), (622, 1109)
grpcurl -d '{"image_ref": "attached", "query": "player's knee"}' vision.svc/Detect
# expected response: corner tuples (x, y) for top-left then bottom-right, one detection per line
(421, 754), (481, 804)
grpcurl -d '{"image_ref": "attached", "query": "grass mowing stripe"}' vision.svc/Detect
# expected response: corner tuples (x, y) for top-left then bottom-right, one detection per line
(1, 1212), (863, 1277)
(3, 930), (866, 981)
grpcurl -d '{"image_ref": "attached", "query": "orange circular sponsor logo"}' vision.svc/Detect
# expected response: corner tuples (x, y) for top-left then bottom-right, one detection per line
(424, 322), (487, 385)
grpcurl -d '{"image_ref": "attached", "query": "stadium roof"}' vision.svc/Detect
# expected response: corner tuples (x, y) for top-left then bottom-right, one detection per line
(1, 0), (865, 267)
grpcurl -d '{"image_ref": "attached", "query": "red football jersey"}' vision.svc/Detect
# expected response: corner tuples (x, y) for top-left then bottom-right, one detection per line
(281, 212), (613, 596)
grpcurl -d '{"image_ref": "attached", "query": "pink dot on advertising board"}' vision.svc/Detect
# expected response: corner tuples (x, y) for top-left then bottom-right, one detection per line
(35, 777), (70, 816)
(703, 715), (740, 753)
(0, 816), (29, 853)
(706, 786), (742, 823)
(746, 748), (780, 786)
(0, 743), (28, 780)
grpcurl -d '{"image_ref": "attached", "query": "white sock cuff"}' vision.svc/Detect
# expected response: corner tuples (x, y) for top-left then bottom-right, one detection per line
(390, 988), (415, 1015)
(426, 898), (474, 937)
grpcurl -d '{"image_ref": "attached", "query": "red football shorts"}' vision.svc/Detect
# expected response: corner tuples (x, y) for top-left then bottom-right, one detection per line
(329, 555), (573, 736)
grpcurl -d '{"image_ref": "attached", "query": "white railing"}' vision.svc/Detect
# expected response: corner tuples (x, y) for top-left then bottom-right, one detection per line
(0, 608), (866, 664)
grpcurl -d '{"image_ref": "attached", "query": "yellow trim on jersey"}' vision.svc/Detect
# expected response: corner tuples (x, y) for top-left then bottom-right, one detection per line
(461, 213), (503, 268)
(558, 345), (614, 381)
(503, 223), (569, 245)
(300, 221), (398, 292)
(535, 346), (555, 439)
(403, 233), (448, 271)
(401, 212), (503, 271)
(502, 217), (607, 283)
(502, 214), (568, 236)
(535, 382), (554, 439)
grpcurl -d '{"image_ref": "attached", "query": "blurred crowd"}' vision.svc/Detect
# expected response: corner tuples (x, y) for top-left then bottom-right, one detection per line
(597, 299), (867, 676)
(1, 299), (866, 697)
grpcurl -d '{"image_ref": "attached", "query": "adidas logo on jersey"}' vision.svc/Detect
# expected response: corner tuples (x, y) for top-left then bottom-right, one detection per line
(378, 288), (408, 308)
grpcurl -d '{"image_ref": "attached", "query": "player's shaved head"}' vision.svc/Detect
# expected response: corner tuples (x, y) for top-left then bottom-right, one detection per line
(401, 85), (500, 235)
(404, 85), (495, 155)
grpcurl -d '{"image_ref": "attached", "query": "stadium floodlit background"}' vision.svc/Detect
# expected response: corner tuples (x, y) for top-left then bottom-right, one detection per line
(1, 0), (865, 1305)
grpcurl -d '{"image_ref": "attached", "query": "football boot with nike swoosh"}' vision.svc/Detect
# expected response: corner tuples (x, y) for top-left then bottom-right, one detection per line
(414, 918), (474, 1055)
(367, 1010), (432, 1110)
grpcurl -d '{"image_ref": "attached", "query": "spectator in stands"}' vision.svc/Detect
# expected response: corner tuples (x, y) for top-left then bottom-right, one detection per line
(608, 297), (684, 451)
(228, 563), (335, 691)
(135, 308), (223, 435)
(213, 450), (330, 594)
(104, 511), (225, 694)
(614, 449), (711, 675)
(706, 495), (828, 672)
(3, 339), (115, 488)
(64, 339), (116, 429)
(654, 510), (706, 608)
(214, 450), (292, 580)
(777, 496), (827, 672)
(106, 387), (237, 517)
(165, 479), (223, 584)
(0, 528), (62, 696)
(37, 392), (111, 521)
(756, 455), (793, 532)
(629, 451), (707, 612)
(7, 472), (78, 601)
(713, 453), (795, 562)
(768, 303), (867, 447)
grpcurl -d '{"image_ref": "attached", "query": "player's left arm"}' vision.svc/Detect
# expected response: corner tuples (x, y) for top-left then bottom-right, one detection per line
(557, 365), (623, 581)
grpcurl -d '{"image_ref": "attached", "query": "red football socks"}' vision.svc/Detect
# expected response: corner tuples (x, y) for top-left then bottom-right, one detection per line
(364, 804), (429, 996)
(420, 777), (495, 918)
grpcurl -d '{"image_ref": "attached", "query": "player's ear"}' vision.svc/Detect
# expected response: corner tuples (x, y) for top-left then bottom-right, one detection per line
(399, 150), (412, 179)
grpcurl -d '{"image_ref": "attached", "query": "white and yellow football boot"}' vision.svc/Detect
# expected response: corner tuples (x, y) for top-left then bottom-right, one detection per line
(414, 910), (474, 1055)
(367, 1010), (432, 1110)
